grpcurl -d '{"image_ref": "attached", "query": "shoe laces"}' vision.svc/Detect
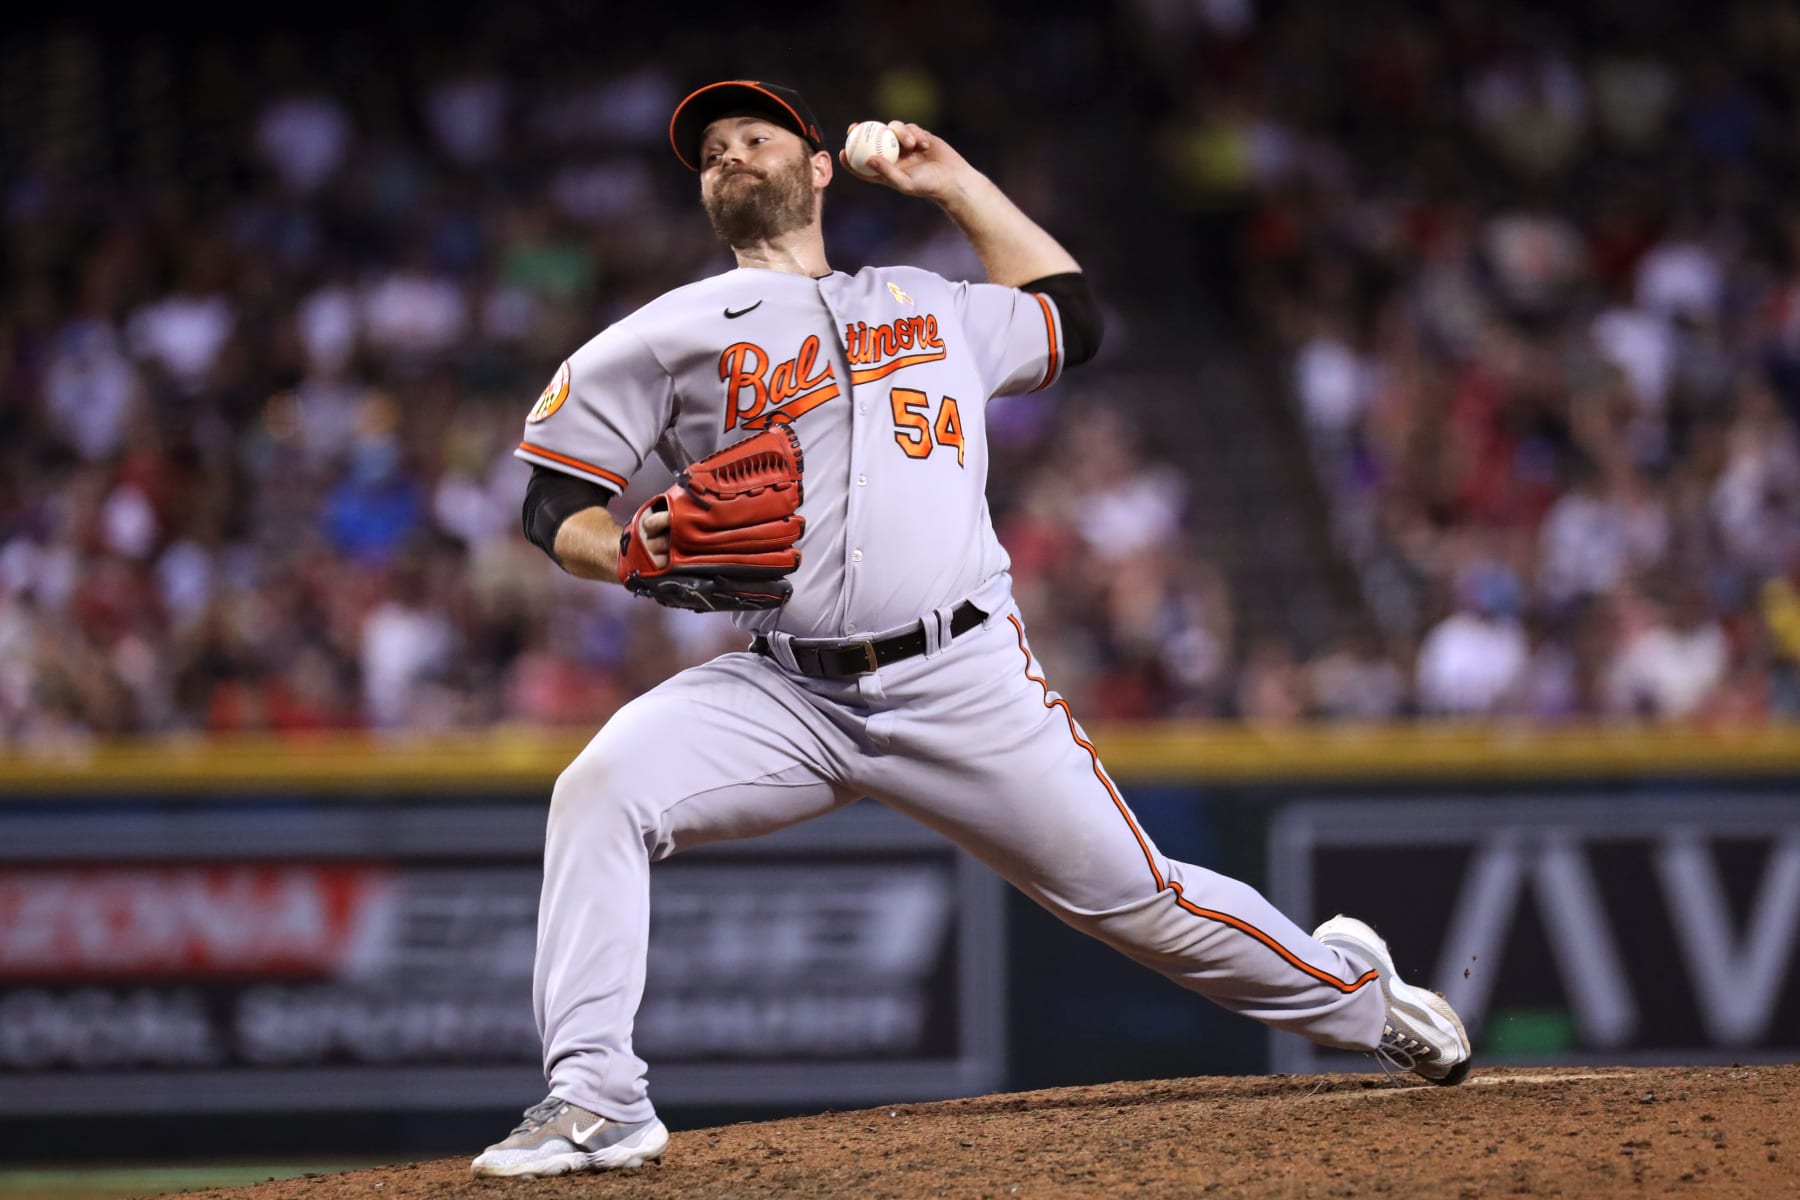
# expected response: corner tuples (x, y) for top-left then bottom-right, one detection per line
(510, 1097), (566, 1135)
(1371, 1022), (1437, 1085)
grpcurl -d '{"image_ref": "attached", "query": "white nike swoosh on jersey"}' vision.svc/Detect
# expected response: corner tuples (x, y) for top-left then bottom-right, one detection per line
(571, 1117), (606, 1143)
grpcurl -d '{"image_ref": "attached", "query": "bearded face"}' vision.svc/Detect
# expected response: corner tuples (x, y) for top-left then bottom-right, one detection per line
(701, 142), (818, 246)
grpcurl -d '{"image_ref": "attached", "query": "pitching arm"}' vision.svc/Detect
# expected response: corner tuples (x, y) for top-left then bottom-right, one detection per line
(844, 121), (1079, 287)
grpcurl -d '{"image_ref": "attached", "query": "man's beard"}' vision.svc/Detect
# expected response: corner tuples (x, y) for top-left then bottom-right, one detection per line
(702, 153), (815, 246)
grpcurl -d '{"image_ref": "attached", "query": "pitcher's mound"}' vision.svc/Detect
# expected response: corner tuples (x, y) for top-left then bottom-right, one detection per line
(159, 1064), (1798, 1198)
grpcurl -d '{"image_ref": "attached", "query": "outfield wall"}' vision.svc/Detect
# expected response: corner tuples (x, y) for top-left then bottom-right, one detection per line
(1, 726), (1796, 1155)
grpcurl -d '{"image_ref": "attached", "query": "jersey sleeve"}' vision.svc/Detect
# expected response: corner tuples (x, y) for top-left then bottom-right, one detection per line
(950, 281), (1064, 397)
(514, 323), (674, 494)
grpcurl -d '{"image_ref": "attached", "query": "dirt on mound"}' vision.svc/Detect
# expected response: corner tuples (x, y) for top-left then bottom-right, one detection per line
(159, 1065), (1797, 1199)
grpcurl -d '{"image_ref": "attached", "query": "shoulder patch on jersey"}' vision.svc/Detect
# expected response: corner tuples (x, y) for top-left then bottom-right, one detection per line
(528, 360), (571, 423)
(888, 281), (914, 305)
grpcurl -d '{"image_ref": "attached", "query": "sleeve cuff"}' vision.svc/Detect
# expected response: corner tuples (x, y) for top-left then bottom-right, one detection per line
(1029, 292), (1063, 392)
(515, 441), (629, 492)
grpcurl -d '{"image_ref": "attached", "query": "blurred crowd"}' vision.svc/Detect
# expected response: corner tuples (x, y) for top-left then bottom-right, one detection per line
(0, 5), (1196, 742)
(1158, 0), (1800, 721)
(2, 2), (1797, 742)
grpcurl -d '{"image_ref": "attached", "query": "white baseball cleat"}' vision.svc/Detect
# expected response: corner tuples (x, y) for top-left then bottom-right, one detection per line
(470, 1096), (669, 1177)
(1313, 914), (1472, 1086)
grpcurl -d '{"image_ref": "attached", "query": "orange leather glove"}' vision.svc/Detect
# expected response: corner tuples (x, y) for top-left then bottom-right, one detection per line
(618, 423), (805, 611)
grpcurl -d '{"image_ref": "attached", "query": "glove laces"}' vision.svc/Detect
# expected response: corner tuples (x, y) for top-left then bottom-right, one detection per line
(675, 474), (714, 511)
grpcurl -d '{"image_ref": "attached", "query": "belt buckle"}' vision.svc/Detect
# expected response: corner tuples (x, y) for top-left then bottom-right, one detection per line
(852, 639), (879, 674)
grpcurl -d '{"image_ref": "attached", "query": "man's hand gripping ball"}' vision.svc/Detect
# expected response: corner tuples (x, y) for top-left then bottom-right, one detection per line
(618, 423), (805, 611)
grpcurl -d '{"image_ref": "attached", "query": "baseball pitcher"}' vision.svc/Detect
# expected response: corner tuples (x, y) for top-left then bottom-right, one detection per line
(473, 80), (1471, 1178)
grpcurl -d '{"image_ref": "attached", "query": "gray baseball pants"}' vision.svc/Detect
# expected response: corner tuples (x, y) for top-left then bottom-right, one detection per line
(533, 596), (1386, 1121)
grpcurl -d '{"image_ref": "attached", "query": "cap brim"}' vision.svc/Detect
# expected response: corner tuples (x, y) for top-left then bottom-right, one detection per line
(669, 81), (820, 171)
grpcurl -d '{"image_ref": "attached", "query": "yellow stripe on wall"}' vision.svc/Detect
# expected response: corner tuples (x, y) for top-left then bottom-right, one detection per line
(2, 724), (1798, 795)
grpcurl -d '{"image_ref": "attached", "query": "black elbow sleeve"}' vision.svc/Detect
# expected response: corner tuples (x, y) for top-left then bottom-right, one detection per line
(522, 465), (615, 564)
(1022, 272), (1103, 368)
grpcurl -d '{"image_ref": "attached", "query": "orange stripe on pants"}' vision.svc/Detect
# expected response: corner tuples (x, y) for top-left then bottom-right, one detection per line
(1005, 615), (1378, 996)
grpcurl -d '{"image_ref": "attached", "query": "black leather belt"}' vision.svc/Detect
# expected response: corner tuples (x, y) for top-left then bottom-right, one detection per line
(752, 602), (986, 678)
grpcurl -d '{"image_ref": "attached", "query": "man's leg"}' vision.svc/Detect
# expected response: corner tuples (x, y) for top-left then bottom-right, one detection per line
(858, 606), (1386, 1050)
(534, 652), (858, 1122)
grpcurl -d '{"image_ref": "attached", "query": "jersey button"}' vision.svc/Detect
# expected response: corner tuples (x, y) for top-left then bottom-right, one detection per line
(846, 623), (857, 634)
(856, 474), (867, 486)
(851, 549), (863, 563)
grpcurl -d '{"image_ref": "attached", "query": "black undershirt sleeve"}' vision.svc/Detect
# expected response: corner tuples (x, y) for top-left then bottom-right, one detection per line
(1020, 272), (1103, 369)
(522, 465), (616, 565)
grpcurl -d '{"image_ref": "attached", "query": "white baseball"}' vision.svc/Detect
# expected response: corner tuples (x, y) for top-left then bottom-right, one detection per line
(845, 121), (901, 178)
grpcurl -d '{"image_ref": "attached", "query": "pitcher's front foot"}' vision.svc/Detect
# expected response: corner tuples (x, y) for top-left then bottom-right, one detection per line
(1314, 914), (1472, 1086)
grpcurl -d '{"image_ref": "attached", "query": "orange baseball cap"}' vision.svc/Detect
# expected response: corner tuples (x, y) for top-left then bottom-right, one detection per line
(669, 80), (825, 171)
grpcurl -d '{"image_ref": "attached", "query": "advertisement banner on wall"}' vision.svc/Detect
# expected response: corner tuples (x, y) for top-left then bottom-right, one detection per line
(0, 799), (1004, 1115)
(1267, 794), (1800, 1076)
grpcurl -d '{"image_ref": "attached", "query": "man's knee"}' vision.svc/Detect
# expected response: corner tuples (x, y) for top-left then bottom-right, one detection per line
(548, 731), (662, 843)
(1078, 896), (1214, 965)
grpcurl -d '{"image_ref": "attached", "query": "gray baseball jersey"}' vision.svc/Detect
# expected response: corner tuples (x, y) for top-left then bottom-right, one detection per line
(516, 265), (1060, 637)
(517, 264), (1388, 1127)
